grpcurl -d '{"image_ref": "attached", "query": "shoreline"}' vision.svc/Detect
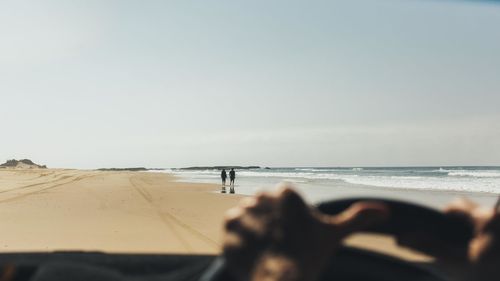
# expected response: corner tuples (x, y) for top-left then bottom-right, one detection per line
(170, 171), (499, 209)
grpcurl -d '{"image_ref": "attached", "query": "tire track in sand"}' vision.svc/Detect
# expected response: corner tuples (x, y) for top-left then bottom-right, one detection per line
(129, 176), (192, 251)
(129, 176), (220, 252)
(0, 173), (97, 204)
(0, 174), (73, 194)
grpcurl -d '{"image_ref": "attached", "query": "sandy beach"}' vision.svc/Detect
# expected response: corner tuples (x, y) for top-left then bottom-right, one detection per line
(0, 169), (241, 254)
(0, 168), (448, 261)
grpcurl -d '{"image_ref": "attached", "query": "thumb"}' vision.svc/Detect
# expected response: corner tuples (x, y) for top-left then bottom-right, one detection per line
(328, 202), (389, 239)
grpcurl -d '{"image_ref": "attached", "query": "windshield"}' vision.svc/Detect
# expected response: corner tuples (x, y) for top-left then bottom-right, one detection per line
(0, 0), (499, 255)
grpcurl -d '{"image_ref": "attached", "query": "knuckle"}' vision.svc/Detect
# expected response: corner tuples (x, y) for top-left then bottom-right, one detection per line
(223, 232), (245, 253)
(275, 182), (294, 192)
(224, 207), (243, 222)
(278, 187), (299, 200)
(225, 215), (242, 231)
(240, 197), (257, 208)
(256, 192), (273, 202)
(277, 187), (305, 210)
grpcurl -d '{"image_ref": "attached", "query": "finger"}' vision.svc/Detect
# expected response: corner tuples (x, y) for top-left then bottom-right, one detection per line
(224, 207), (254, 235)
(224, 221), (266, 258)
(255, 191), (280, 204)
(225, 207), (251, 232)
(223, 231), (246, 252)
(223, 211), (273, 269)
(470, 213), (500, 263)
(445, 197), (479, 214)
(225, 206), (271, 240)
(224, 206), (244, 226)
(444, 199), (491, 233)
(329, 201), (389, 239)
(276, 187), (312, 223)
(483, 213), (500, 233)
(276, 185), (307, 209)
(240, 197), (257, 208)
(245, 192), (279, 216)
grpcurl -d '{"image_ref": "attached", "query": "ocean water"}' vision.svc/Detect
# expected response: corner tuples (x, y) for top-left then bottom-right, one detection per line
(155, 167), (500, 205)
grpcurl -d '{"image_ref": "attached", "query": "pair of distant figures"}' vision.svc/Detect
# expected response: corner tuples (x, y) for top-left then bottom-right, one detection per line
(220, 168), (236, 194)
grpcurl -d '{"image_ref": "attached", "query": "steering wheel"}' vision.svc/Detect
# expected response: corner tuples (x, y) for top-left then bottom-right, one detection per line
(200, 198), (474, 281)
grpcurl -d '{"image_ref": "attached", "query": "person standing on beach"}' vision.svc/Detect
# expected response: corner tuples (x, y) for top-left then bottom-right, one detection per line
(229, 168), (236, 193)
(221, 169), (227, 193)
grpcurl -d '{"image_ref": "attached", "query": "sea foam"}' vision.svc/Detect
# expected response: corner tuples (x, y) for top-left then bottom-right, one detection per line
(165, 167), (500, 194)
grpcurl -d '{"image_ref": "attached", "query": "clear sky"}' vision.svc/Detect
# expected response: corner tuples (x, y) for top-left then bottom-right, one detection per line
(1, 0), (499, 168)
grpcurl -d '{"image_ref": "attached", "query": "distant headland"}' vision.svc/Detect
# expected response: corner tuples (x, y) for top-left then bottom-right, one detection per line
(0, 159), (47, 169)
(97, 167), (149, 172)
(178, 166), (263, 171)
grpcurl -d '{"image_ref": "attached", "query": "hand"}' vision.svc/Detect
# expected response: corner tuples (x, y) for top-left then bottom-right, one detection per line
(396, 198), (500, 281)
(222, 184), (388, 281)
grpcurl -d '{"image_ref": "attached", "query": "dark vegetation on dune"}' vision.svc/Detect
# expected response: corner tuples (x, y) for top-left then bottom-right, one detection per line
(0, 159), (47, 168)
